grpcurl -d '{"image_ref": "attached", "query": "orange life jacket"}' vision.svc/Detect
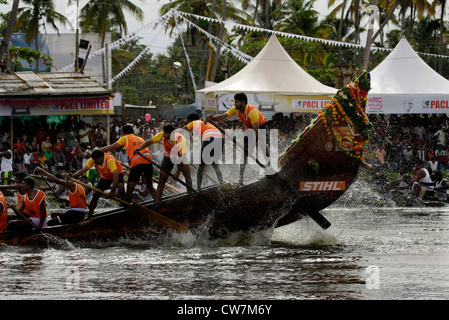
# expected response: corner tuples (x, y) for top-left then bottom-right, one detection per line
(0, 191), (7, 233)
(238, 104), (267, 129)
(123, 134), (152, 167)
(164, 132), (185, 158)
(23, 189), (47, 219)
(94, 153), (124, 180)
(191, 120), (223, 141)
(69, 183), (87, 209)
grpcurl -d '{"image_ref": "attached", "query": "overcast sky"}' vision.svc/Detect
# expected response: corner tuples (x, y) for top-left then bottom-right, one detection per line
(1, 0), (334, 55)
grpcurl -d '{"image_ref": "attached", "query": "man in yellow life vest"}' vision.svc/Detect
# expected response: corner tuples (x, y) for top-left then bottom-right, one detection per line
(206, 92), (269, 185)
(184, 113), (224, 190)
(99, 124), (156, 203)
(72, 149), (125, 220)
(136, 124), (192, 202)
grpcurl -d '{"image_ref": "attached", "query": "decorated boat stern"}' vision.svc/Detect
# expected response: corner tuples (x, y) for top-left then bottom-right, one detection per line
(276, 71), (372, 226)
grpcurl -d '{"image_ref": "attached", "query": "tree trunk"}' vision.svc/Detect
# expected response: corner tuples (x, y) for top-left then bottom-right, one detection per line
(362, 0), (378, 71)
(210, 0), (226, 82)
(0, 0), (20, 73)
(199, 0), (217, 86)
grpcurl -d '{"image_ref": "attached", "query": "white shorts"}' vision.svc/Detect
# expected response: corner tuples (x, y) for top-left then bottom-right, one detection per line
(29, 217), (48, 229)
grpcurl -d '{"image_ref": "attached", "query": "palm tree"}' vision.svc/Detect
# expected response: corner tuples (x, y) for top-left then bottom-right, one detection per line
(160, 0), (250, 84)
(277, 0), (332, 37)
(15, 0), (70, 72)
(0, 0), (20, 73)
(79, 0), (144, 84)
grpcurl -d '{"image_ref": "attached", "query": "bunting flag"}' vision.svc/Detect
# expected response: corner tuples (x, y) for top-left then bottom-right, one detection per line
(57, 9), (449, 80)
(173, 10), (198, 92)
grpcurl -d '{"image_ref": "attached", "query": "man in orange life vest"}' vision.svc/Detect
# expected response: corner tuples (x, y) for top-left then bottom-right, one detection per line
(0, 190), (7, 233)
(136, 124), (191, 202)
(99, 124), (156, 202)
(7, 176), (48, 230)
(72, 149), (125, 220)
(206, 92), (269, 185)
(34, 167), (87, 226)
(184, 113), (224, 190)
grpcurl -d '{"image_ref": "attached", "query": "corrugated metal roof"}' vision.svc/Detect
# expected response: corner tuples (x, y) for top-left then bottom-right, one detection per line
(0, 71), (111, 97)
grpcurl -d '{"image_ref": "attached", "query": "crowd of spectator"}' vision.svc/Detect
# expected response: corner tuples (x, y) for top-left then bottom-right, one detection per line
(365, 113), (449, 177)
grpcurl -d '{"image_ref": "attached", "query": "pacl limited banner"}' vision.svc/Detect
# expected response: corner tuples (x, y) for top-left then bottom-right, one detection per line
(367, 95), (449, 114)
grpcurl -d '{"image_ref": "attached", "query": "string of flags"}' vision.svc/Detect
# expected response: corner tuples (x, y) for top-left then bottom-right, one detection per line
(57, 9), (449, 88)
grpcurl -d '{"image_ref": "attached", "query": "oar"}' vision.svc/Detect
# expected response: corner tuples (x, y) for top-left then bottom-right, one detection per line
(37, 171), (69, 209)
(136, 151), (209, 200)
(69, 177), (188, 233)
(10, 205), (45, 234)
(209, 120), (331, 230)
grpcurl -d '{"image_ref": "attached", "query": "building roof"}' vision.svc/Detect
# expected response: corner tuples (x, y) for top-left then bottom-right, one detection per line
(0, 71), (111, 97)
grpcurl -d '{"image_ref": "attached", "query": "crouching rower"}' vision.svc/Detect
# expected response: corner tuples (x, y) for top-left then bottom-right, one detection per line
(34, 167), (87, 226)
(432, 171), (449, 202)
(412, 161), (435, 200)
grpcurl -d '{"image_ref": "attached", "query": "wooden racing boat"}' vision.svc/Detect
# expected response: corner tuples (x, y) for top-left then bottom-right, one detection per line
(0, 71), (372, 246)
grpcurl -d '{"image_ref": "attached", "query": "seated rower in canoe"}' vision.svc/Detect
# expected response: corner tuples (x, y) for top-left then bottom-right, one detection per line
(71, 149), (125, 220)
(34, 167), (87, 226)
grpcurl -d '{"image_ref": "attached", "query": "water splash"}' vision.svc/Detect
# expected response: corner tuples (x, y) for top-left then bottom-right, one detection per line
(271, 217), (339, 246)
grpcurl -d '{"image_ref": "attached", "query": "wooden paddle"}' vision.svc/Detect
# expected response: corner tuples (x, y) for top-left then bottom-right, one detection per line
(136, 151), (208, 200)
(10, 205), (45, 234)
(69, 177), (188, 233)
(37, 171), (69, 209)
(209, 120), (332, 230)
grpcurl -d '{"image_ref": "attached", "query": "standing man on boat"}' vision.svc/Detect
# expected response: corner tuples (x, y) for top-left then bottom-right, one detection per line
(206, 92), (269, 185)
(71, 149), (125, 220)
(99, 124), (156, 203)
(7, 176), (48, 231)
(0, 142), (13, 186)
(34, 167), (87, 226)
(135, 124), (191, 202)
(184, 113), (224, 190)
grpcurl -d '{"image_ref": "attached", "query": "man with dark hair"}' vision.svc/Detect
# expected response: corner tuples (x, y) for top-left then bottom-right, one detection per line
(7, 176), (48, 230)
(184, 113), (223, 190)
(99, 124), (156, 202)
(136, 124), (191, 201)
(206, 92), (269, 185)
(71, 149), (125, 219)
(35, 166), (87, 226)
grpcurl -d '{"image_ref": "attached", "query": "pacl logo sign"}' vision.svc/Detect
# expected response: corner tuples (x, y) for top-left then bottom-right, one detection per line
(300, 181), (346, 191)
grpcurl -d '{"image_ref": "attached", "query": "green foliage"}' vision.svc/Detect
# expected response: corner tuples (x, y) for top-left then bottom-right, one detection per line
(9, 45), (53, 69)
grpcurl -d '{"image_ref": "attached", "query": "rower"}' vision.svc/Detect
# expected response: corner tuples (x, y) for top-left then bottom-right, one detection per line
(206, 93), (269, 185)
(71, 149), (125, 220)
(7, 177), (48, 231)
(0, 171), (27, 216)
(136, 124), (191, 202)
(34, 167), (87, 226)
(0, 190), (7, 233)
(99, 124), (156, 203)
(432, 171), (448, 202)
(184, 113), (224, 190)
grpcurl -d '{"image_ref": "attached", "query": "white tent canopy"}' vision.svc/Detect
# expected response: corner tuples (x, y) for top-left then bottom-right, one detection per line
(198, 34), (337, 96)
(196, 35), (337, 114)
(367, 37), (449, 114)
